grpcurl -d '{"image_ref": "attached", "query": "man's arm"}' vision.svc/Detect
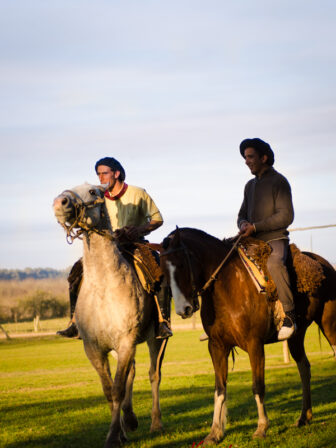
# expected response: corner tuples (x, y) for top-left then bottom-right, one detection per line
(237, 183), (255, 236)
(124, 220), (163, 240)
(254, 177), (294, 233)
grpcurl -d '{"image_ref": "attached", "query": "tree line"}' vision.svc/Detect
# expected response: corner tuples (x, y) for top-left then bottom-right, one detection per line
(0, 268), (69, 281)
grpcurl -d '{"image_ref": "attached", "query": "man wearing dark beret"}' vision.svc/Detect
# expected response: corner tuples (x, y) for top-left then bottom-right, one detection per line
(237, 138), (296, 340)
(57, 157), (173, 339)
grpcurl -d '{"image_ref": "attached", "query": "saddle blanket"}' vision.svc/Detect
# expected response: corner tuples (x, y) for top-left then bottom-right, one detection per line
(237, 239), (325, 300)
(237, 246), (267, 293)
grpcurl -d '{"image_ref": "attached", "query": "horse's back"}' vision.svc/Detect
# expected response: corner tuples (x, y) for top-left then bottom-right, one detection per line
(301, 251), (336, 298)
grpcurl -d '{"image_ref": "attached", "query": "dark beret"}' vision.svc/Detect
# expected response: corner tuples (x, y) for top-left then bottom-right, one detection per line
(95, 157), (126, 181)
(239, 138), (274, 166)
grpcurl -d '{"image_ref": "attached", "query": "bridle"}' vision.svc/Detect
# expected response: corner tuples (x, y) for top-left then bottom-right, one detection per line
(160, 242), (200, 312)
(160, 234), (242, 306)
(58, 189), (112, 244)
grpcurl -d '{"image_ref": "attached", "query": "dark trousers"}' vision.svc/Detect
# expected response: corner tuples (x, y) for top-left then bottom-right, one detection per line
(266, 239), (294, 313)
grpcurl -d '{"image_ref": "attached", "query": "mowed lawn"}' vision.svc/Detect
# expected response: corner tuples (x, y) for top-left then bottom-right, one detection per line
(1, 323), (336, 448)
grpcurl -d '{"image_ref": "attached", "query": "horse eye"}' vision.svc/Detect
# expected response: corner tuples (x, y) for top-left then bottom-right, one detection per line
(89, 189), (96, 196)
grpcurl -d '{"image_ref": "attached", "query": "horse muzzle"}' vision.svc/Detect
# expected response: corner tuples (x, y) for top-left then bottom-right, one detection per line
(53, 195), (75, 224)
(180, 304), (194, 319)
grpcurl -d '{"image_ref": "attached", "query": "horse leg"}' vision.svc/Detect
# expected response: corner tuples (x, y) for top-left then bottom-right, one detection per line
(203, 343), (230, 445)
(319, 299), (336, 358)
(247, 340), (269, 439)
(83, 342), (114, 409)
(287, 326), (313, 426)
(103, 344), (136, 448)
(146, 337), (167, 432)
(120, 359), (138, 433)
(83, 343), (128, 444)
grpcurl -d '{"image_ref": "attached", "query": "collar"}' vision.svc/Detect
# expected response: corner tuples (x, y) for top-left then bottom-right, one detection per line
(256, 166), (274, 180)
(104, 183), (128, 201)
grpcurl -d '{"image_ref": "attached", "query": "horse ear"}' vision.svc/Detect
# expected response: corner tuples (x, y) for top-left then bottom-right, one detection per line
(147, 242), (164, 253)
(171, 226), (181, 247)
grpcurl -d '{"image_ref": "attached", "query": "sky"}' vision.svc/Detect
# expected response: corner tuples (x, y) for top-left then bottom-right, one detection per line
(1, 0), (336, 269)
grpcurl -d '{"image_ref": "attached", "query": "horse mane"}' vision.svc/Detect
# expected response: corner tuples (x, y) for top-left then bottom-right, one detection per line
(166, 227), (233, 250)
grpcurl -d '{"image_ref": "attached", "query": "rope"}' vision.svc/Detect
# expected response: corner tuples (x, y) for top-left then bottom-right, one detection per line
(155, 337), (168, 377)
(199, 234), (242, 295)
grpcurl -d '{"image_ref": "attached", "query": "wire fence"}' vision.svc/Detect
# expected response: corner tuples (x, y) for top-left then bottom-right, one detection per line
(289, 224), (336, 232)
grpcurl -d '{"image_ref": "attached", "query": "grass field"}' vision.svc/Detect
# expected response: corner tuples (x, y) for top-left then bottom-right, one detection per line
(1, 322), (336, 448)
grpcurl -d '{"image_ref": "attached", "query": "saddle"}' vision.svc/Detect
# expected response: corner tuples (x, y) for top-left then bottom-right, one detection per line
(121, 242), (163, 294)
(238, 238), (325, 330)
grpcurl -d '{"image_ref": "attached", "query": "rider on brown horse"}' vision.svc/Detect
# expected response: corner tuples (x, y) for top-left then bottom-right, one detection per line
(57, 157), (172, 340)
(238, 138), (296, 340)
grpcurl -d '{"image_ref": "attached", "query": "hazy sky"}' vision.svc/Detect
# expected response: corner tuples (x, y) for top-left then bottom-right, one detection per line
(1, 1), (336, 269)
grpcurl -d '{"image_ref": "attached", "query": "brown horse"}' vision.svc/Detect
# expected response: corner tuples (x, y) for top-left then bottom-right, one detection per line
(158, 227), (336, 445)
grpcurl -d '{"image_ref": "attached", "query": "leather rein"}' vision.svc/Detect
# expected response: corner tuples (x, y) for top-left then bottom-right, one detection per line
(160, 235), (242, 300)
(59, 190), (158, 286)
(59, 189), (114, 244)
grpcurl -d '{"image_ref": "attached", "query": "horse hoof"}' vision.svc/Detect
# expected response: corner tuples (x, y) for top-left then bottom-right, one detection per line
(294, 409), (313, 427)
(122, 411), (138, 432)
(294, 418), (309, 427)
(150, 422), (163, 433)
(252, 429), (266, 439)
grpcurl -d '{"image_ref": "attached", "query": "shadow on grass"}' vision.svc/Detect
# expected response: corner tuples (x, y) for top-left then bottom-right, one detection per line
(3, 360), (336, 448)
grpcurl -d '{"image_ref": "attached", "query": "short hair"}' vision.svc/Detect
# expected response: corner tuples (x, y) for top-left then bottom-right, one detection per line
(95, 157), (126, 181)
(239, 138), (275, 166)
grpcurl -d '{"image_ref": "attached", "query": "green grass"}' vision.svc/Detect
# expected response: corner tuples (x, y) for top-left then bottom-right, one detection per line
(1, 324), (336, 448)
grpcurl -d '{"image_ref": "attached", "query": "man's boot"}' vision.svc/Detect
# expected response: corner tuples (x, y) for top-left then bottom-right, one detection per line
(154, 284), (173, 339)
(278, 310), (296, 341)
(57, 259), (83, 339)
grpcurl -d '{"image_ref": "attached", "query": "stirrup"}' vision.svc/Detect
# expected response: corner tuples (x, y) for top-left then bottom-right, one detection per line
(199, 332), (209, 342)
(156, 322), (173, 339)
(278, 314), (296, 341)
(56, 322), (79, 338)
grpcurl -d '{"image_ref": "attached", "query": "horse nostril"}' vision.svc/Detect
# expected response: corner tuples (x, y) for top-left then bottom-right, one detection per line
(185, 306), (193, 317)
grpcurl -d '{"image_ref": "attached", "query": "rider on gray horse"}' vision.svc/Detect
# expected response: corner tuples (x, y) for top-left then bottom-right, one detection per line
(57, 157), (172, 340)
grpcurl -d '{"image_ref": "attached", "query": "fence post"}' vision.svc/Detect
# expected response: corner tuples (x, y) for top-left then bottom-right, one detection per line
(33, 315), (40, 332)
(0, 324), (11, 340)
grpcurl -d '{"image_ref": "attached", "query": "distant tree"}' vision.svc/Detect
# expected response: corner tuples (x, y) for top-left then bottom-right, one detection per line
(22, 290), (68, 319)
(0, 268), (69, 281)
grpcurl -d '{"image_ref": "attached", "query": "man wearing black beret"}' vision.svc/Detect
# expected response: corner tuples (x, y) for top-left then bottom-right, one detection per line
(57, 157), (172, 339)
(237, 138), (296, 340)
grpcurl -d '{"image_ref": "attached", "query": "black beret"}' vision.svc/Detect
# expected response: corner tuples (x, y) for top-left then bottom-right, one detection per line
(239, 138), (274, 166)
(95, 157), (126, 181)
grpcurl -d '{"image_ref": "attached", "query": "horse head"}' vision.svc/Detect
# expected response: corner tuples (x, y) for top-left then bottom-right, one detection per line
(159, 227), (200, 319)
(53, 183), (107, 242)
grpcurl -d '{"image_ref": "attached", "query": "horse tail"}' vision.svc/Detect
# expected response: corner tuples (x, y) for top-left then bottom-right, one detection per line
(318, 326), (322, 352)
(230, 347), (238, 371)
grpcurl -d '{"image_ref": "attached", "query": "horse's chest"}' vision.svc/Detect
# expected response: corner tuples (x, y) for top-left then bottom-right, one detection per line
(76, 281), (141, 333)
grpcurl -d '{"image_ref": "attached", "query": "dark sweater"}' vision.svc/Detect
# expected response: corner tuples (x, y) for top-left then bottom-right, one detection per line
(237, 167), (294, 242)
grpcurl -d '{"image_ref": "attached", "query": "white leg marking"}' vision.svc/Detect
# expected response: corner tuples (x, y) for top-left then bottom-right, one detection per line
(167, 261), (191, 316)
(254, 394), (269, 437)
(208, 390), (227, 441)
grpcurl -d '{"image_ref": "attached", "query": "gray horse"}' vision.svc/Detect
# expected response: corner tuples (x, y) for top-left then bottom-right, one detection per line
(53, 183), (167, 447)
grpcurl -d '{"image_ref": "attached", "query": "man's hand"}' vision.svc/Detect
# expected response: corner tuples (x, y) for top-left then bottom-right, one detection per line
(123, 226), (141, 241)
(116, 220), (163, 242)
(239, 222), (255, 238)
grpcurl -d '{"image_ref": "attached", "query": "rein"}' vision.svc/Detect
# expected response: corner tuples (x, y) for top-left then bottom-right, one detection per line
(59, 189), (159, 286)
(161, 234), (242, 298)
(59, 189), (109, 244)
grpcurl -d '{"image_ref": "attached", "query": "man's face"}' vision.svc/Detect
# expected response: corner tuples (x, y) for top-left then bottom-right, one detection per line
(96, 165), (119, 189)
(244, 147), (268, 177)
